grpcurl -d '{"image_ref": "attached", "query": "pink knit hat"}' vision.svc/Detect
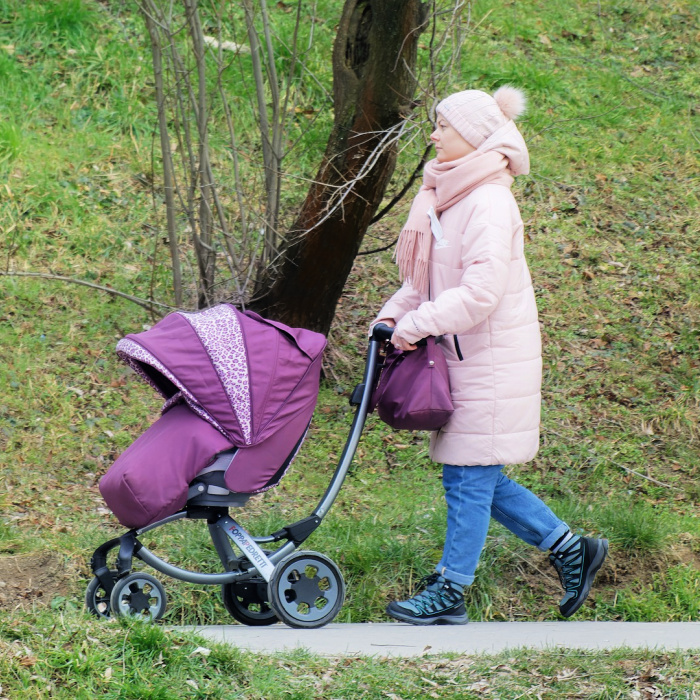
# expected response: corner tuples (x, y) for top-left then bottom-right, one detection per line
(436, 86), (527, 148)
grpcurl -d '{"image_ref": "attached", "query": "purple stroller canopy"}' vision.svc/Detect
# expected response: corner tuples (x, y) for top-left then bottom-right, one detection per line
(115, 304), (326, 494)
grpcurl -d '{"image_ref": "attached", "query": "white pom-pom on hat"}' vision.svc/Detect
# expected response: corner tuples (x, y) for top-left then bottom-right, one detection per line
(493, 85), (527, 121)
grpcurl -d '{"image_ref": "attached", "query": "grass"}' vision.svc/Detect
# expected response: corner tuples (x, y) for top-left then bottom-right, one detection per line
(0, 611), (699, 698)
(0, 0), (699, 694)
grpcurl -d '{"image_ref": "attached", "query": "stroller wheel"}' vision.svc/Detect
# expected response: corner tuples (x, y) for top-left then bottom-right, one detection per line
(221, 578), (279, 626)
(109, 572), (167, 621)
(267, 551), (345, 629)
(85, 569), (118, 619)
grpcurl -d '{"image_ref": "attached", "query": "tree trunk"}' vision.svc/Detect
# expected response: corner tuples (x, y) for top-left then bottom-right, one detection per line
(250, 0), (427, 334)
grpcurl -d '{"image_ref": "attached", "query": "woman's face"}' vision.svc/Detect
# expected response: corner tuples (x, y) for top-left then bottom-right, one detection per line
(430, 116), (476, 162)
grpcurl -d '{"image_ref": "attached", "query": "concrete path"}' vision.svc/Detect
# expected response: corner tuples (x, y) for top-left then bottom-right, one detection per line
(184, 622), (700, 657)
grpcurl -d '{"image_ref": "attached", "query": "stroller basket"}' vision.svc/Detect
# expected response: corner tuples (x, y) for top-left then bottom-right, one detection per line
(86, 305), (393, 629)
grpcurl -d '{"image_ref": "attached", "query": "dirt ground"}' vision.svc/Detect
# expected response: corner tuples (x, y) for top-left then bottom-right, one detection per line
(0, 553), (73, 612)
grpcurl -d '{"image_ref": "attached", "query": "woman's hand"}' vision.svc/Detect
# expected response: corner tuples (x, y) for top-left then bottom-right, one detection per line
(390, 327), (418, 352)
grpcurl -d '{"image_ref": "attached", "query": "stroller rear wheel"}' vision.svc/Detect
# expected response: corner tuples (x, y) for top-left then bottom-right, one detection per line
(85, 569), (118, 619)
(221, 578), (279, 626)
(110, 572), (167, 621)
(267, 551), (345, 629)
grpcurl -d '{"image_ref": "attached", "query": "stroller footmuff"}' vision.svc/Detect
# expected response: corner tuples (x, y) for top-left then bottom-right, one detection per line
(86, 304), (355, 628)
(99, 402), (236, 529)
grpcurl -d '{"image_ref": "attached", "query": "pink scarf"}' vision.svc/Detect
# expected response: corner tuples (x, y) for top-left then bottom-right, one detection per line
(395, 150), (513, 295)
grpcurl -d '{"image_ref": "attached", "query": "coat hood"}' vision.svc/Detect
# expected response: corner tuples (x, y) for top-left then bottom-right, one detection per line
(478, 120), (530, 176)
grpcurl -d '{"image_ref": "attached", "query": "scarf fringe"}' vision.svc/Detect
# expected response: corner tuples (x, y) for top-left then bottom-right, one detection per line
(395, 227), (430, 296)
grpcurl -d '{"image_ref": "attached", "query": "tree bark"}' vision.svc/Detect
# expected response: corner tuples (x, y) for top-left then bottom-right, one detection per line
(250, 0), (427, 334)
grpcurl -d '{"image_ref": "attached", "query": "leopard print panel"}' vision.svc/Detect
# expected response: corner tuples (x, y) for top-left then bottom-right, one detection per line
(178, 305), (252, 444)
(116, 337), (229, 438)
(116, 338), (166, 397)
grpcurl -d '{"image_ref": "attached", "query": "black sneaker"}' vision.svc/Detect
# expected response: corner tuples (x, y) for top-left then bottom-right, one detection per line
(386, 573), (468, 625)
(549, 536), (608, 618)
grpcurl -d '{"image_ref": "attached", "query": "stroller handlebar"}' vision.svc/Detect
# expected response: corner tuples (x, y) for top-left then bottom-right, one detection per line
(371, 322), (428, 347)
(371, 323), (395, 342)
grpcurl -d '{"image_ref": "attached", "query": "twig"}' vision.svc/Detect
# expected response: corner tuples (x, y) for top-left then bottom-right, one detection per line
(498, 543), (553, 580)
(612, 461), (677, 490)
(369, 143), (432, 226)
(532, 106), (623, 138)
(0, 271), (178, 313)
(358, 236), (400, 256)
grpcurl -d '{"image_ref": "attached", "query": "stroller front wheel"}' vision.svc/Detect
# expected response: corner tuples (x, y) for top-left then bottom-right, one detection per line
(267, 551), (345, 629)
(109, 572), (167, 621)
(85, 569), (118, 619)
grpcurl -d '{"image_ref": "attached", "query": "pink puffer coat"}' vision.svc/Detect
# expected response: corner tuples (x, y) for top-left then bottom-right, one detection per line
(375, 182), (542, 466)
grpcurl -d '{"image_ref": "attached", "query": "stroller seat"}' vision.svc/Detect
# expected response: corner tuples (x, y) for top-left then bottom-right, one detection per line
(186, 450), (252, 509)
(100, 304), (327, 531)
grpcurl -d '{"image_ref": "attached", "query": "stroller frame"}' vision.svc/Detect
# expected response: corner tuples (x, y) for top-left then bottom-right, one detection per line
(87, 325), (392, 629)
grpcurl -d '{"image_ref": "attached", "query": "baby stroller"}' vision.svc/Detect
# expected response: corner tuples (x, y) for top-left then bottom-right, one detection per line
(85, 304), (392, 629)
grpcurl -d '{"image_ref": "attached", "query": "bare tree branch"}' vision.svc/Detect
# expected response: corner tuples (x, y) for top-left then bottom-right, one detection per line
(369, 142), (432, 226)
(0, 271), (178, 313)
(140, 0), (183, 306)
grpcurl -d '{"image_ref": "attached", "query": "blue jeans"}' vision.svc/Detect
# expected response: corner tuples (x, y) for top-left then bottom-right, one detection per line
(436, 464), (569, 587)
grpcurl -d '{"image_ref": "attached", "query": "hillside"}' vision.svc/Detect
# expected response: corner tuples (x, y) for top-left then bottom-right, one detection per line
(0, 0), (698, 649)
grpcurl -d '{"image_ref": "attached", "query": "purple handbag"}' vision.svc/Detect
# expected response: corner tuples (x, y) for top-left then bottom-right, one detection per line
(370, 336), (454, 431)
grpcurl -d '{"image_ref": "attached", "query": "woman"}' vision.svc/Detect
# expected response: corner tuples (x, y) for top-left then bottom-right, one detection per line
(373, 86), (607, 625)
